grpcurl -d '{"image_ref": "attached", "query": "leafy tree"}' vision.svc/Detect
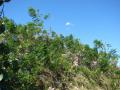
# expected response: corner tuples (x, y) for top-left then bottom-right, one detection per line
(0, 0), (11, 6)
(0, 6), (119, 90)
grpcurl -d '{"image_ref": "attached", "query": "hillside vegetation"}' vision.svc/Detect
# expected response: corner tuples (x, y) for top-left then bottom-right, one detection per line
(0, 8), (120, 90)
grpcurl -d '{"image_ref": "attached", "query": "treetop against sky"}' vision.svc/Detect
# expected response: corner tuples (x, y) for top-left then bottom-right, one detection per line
(3, 0), (120, 63)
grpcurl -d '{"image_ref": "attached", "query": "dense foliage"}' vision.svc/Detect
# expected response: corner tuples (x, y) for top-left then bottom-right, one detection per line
(0, 8), (120, 90)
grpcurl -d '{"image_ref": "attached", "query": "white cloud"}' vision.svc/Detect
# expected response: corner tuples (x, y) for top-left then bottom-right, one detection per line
(65, 22), (71, 26)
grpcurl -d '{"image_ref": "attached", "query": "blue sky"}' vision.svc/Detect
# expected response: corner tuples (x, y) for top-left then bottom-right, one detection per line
(2, 0), (120, 64)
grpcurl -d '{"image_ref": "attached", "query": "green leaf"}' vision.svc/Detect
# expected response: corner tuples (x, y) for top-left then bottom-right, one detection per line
(0, 73), (3, 81)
